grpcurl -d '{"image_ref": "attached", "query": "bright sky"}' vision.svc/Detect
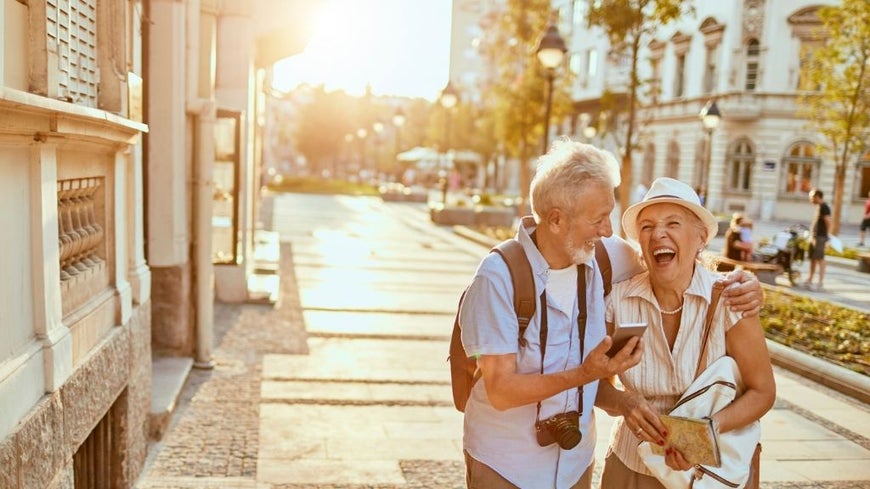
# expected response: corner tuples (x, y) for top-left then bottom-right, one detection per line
(271, 0), (452, 101)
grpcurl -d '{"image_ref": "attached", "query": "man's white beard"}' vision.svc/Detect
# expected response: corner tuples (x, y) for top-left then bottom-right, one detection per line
(567, 237), (595, 265)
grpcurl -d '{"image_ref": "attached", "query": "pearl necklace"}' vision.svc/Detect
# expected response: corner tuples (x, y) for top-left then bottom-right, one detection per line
(660, 304), (684, 315)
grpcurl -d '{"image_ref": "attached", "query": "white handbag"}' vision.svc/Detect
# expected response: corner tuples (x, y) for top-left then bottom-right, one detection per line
(638, 284), (761, 489)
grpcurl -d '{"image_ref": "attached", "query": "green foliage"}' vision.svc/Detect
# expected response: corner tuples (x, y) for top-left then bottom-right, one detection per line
(761, 288), (869, 376)
(477, 0), (575, 159)
(293, 86), (358, 176)
(264, 176), (379, 196)
(796, 0), (870, 235)
(585, 0), (692, 223)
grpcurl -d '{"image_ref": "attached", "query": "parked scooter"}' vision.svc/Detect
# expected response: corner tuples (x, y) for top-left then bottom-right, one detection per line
(756, 224), (809, 286)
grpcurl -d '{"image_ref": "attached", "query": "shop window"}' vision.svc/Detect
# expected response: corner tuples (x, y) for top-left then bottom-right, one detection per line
(780, 141), (819, 196)
(855, 150), (870, 200)
(213, 109), (241, 264)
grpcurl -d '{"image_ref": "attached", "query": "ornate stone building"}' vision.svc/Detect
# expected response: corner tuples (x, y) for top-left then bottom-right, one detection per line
(452, 0), (866, 225)
(0, 0), (319, 486)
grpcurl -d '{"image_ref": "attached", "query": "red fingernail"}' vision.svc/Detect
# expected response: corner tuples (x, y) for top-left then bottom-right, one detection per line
(662, 430), (668, 437)
(658, 439), (665, 446)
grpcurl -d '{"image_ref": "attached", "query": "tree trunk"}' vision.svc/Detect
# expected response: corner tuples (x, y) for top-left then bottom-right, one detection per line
(832, 161), (846, 236)
(618, 153), (633, 236)
(518, 138), (531, 217)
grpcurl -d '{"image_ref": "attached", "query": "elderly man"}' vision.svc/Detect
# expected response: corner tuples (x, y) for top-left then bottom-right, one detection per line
(458, 139), (763, 489)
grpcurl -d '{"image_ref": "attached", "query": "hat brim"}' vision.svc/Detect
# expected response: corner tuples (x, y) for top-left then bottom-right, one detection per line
(621, 198), (719, 244)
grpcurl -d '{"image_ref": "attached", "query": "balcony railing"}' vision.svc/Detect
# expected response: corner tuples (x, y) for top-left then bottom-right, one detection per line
(58, 177), (108, 315)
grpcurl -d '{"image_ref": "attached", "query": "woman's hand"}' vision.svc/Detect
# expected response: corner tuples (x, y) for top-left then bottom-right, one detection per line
(664, 446), (694, 471)
(619, 390), (667, 447)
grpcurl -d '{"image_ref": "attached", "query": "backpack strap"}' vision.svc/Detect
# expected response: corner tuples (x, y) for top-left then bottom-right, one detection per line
(492, 239), (536, 346)
(694, 282), (727, 378)
(595, 241), (612, 297)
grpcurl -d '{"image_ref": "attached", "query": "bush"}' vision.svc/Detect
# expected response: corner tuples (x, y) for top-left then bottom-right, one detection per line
(264, 176), (379, 196)
(761, 288), (869, 376)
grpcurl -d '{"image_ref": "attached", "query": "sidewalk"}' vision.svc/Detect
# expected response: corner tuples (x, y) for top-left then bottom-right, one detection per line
(136, 194), (870, 489)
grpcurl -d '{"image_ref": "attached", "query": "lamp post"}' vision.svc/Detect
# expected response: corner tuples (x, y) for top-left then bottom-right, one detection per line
(439, 81), (458, 205)
(356, 127), (368, 180)
(392, 107), (406, 180)
(699, 100), (721, 207)
(372, 120), (384, 179)
(343, 133), (354, 178)
(536, 24), (567, 155)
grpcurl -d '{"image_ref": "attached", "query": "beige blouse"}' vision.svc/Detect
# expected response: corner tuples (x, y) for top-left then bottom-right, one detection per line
(604, 266), (742, 475)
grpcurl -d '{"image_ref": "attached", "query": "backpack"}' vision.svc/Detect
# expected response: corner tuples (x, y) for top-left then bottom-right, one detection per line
(449, 238), (612, 412)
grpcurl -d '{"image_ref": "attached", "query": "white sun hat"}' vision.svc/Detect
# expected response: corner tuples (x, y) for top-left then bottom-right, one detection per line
(622, 177), (719, 244)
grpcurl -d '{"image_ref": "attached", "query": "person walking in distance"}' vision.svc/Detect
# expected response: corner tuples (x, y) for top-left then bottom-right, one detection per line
(804, 188), (831, 290)
(458, 139), (764, 489)
(858, 190), (870, 247)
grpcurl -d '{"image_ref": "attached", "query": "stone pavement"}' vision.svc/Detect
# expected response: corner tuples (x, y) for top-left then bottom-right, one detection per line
(136, 194), (870, 489)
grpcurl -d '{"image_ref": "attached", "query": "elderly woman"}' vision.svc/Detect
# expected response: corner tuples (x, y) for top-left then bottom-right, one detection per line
(595, 178), (776, 488)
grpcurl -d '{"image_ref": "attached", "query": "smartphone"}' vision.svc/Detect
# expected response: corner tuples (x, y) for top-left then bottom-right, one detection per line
(607, 322), (648, 357)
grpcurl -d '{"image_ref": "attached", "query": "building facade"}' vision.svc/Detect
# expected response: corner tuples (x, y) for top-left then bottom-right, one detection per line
(0, 0), (152, 487)
(451, 0), (867, 225)
(0, 0), (319, 486)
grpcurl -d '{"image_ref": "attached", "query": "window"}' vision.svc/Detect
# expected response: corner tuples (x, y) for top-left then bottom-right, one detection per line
(642, 142), (655, 185)
(213, 109), (242, 264)
(649, 58), (661, 103)
(674, 54), (686, 97)
(726, 138), (755, 192)
(586, 48), (598, 79)
(666, 140), (680, 177)
(855, 150), (870, 200)
(780, 141), (819, 196)
(703, 45), (718, 94)
(570, 52), (583, 78)
(745, 39), (760, 90)
(572, 0), (585, 25)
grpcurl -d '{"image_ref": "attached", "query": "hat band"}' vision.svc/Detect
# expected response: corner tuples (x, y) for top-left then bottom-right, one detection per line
(646, 194), (685, 202)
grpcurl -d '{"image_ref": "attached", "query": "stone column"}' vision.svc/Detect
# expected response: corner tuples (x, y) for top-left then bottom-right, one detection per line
(30, 142), (72, 392)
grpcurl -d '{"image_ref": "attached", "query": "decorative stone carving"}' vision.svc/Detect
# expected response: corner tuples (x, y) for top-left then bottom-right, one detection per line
(743, 0), (765, 38)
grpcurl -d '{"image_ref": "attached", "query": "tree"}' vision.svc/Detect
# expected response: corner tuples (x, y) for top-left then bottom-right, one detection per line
(477, 0), (575, 209)
(586, 0), (690, 232)
(293, 85), (356, 177)
(798, 0), (870, 235)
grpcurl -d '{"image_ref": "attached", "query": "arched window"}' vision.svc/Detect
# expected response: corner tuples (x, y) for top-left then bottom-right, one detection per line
(726, 138), (755, 192)
(666, 140), (680, 178)
(745, 38), (760, 90)
(780, 141), (819, 196)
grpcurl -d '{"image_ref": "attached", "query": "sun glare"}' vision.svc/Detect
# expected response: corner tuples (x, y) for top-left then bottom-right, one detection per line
(271, 0), (451, 100)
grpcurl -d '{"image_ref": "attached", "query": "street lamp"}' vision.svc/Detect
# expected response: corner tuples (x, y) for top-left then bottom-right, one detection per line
(392, 107), (406, 179)
(536, 23), (567, 155)
(579, 113), (597, 141)
(699, 100), (721, 206)
(372, 120), (384, 178)
(439, 81), (458, 205)
(356, 128), (368, 180)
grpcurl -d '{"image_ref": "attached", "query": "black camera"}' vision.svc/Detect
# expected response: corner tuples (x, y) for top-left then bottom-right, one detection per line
(535, 410), (581, 449)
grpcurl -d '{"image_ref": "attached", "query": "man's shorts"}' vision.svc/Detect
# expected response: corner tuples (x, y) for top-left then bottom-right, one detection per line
(809, 236), (828, 260)
(861, 218), (870, 232)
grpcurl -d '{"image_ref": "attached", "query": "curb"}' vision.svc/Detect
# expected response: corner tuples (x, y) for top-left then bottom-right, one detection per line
(766, 339), (870, 405)
(450, 224), (869, 405)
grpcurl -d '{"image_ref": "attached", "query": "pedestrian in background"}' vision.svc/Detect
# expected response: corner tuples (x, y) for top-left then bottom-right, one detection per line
(803, 188), (831, 291)
(858, 190), (870, 248)
(723, 213), (754, 262)
(458, 139), (764, 489)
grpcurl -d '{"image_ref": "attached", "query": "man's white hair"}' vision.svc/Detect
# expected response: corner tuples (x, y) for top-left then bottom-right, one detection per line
(529, 138), (621, 222)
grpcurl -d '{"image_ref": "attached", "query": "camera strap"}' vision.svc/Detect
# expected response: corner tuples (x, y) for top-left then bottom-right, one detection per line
(535, 264), (588, 423)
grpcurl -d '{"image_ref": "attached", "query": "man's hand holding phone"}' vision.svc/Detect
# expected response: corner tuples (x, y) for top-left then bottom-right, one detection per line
(607, 322), (648, 357)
